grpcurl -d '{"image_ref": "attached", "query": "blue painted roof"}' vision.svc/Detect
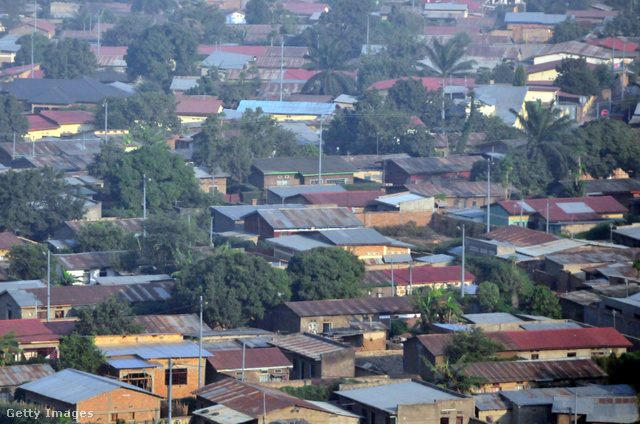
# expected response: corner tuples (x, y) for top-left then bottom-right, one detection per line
(237, 100), (336, 115)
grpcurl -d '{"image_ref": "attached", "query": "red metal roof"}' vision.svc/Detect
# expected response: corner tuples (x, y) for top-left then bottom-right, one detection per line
(300, 190), (385, 207)
(464, 358), (607, 383)
(368, 76), (475, 92)
(207, 347), (292, 371)
(483, 226), (562, 247)
(90, 45), (127, 56)
(284, 296), (416, 317)
(504, 327), (632, 351)
(496, 196), (627, 223)
(24, 20), (57, 34)
(0, 319), (61, 344)
(39, 110), (94, 125)
(176, 95), (223, 116)
(0, 232), (24, 251)
(586, 38), (638, 52)
(283, 69), (318, 81)
(381, 266), (476, 286)
(28, 115), (59, 132)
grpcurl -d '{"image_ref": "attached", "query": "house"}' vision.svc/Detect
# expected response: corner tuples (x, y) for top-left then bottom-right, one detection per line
(531, 41), (613, 66)
(26, 110), (95, 140)
(577, 292), (640, 341)
(0, 319), (73, 360)
(341, 154), (410, 182)
(9, 20), (57, 39)
(3, 76), (133, 113)
(201, 49), (254, 70)
(474, 392), (512, 424)
(206, 347), (292, 383)
(0, 364), (55, 402)
(266, 185), (348, 205)
(90, 45), (128, 71)
(176, 95), (223, 123)
(367, 77), (475, 98)
(335, 380), (475, 424)
(268, 333), (355, 379)
(363, 266), (476, 297)
(210, 204), (306, 233)
(0, 231), (25, 260)
(383, 156), (485, 185)
(613, 225), (640, 247)
(261, 296), (416, 335)
(237, 100), (336, 121)
(98, 334), (210, 399)
(374, 192), (434, 212)
(464, 358), (607, 393)
(19, 369), (163, 423)
(0, 35), (22, 64)
(0, 63), (42, 80)
(488, 196), (627, 234)
(424, 3), (468, 19)
(220, 8), (246, 24)
(568, 9), (619, 24)
(249, 156), (356, 189)
(474, 85), (529, 128)
(53, 251), (123, 284)
(556, 178), (640, 208)
(0, 281), (173, 320)
(404, 327), (632, 375)
(133, 314), (212, 335)
(286, 190), (386, 212)
(504, 12), (568, 42)
(244, 207), (364, 240)
(266, 227), (413, 262)
(193, 166), (230, 194)
(406, 181), (513, 209)
(193, 378), (359, 424)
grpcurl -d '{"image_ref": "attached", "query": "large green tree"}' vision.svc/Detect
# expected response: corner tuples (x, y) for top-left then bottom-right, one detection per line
(131, 0), (175, 15)
(173, 251), (291, 328)
(141, 212), (202, 273)
(41, 38), (97, 79)
(442, 328), (504, 364)
(477, 281), (500, 313)
(7, 243), (49, 280)
(523, 286), (562, 319)
(0, 168), (85, 240)
(287, 247), (365, 301)
(412, 286), (463, 332)
(0, 0), (27, 30)
(555, 58), (611, 96)
(550, 19), (587, 43)
(75, 222), (137, 253)
(0, 94), (29, 142)
(14, 33), (52, 66)
(171, 1), (230, 44)
(102, 14), (154, 46)
(125, 23), (198, 86)
(245, 0), (272, 24)
(423, 32), (476, 77)
(56, 333), (106, 374)
(75, 296), (145, 336)
(302, 38), (356, 96)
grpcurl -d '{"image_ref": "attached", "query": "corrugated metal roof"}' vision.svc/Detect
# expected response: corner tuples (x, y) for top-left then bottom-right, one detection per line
(268, 333), (350, 359)
(266, 234), (332, 251)
(317, 228), (391, 246)
(102, 340), (213, 359)
(546, 248), (640, 266)
(285, 297), (415, 317)
(207, 347), (292, 371)
(504, 327), (632, 350)
(211, 204), (306, 221)
(237, 100), (335, 115)
(533, 40), (611, 60)
(376, 266), (476, 287)
(336, 381), (462, 413)
(267, 185), (347, 200)
(415, 254), (456, 264)
(252, 156), (355, 175)
(106, 358), (163, 369)
(388, 155), (483, 176)
(375, 192), (428, 207)
(0, 279), (45, 293)
(475, 85), (529, 126)
(552, 396), (638, 423)
(54, 250), (125, 270)
(483, 226), (562, 247)
(193, 404), (255, 424)
(19, 369), (162, 403)
(256, 207), (364, 230)
(474, 393), (511, 411)
(463, 313), (523, 325)
(133, 314), (212, 335)
(520, 322), (583, 331)
(465, 358), (606, 384)
(406, 181), (509, 198)
(501, 384), (635, 407)
(63, 219), (143, 235)
(515, 239), (588, 257)
(505, 12), (567, 25)
(300, 190), (385, 207)
(0, 319), (60, 343)
(95, 274), (173, 285)
(202, 51), (254, 69)
(613, 226), (640, 241)
(0, 364), (55, 387)
(170, 76), (199, 92)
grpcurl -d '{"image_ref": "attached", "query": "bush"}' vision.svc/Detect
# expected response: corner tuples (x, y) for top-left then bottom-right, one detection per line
(280, 384), (331, 401)
(375, 221), (435, 239)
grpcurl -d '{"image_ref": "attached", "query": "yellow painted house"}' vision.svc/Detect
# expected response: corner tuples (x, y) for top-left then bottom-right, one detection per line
(176, 94), (223, 124)
(26, 110), (94, 141)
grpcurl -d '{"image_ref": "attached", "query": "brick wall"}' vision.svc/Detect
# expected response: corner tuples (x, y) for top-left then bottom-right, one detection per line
(354, 210), (433, 228)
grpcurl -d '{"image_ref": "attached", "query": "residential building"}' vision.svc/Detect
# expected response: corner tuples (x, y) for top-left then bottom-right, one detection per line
(383, 156), (485, 185)
(374, 192), (434, 212)
(335, 380), (475, 424)
(266, 185), (348, 204)
(133, 314), (212, 335)
(220, 8), (246, 24)
(531, 40), (614, 66)
(236, 100), (335, 121)
(341, 154), (410, 183)
(176, 95), (223, 124)
(193, 378), (359, 424)
(612, 225), (640, 247)
(489, 196), (627, 234)
(0, 281), (173, 320)
(19, 369), (163, 423)
(406, 181), (512, 209)
(0, 319), (73, 360)
(201, 50), (254, 70)
(0, 364), (55, 402)
(363, 266), (476, 297)
(9, 20), (57, 39)
(244, 207), (364, 240)
(249, 156), (356, 189)
(0, 231), (24, 260)
(262, 296), (416, 334)
(424, 2), (468, 19)
(286, 190), (386, 212)
(464, 358), (607, 393)
(0, 35), (22, 64)
(98, 334), (210, 399)
(504, 12), (568, 42)
(268, 333), (356, 379)
(193, 166), (230, 194)
(53, 251), (123, 284)
(475, 85), (529, 128)
(210, 204), (306, 233)
(206, 347), (292, 383)
(556, 178), (640, 208)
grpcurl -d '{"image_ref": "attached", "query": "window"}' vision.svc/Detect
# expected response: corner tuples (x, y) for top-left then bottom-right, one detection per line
(531, 354), (539, 360)
(55, 310), (64, 318)
(369, 410), (376, 424)
(277, 175), (282, 179)
(322, 322), (332, 333)
(326, 178), (348, 184)
(285, 175), (290, 179)
(472, 201), (477, 207)
(99, 268), (108, 277)
(276, 179), (290, 186)
(310, 179), (323, 185)
(456, 417), (463, 424)
(440, 418), (449, 424)
(259, 374), (270, 382)
(165, 368), (188, 385)
(567, 352), (577, 358)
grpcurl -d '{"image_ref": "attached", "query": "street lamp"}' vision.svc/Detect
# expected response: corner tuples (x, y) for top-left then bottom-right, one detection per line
(103, 102), (108, 143)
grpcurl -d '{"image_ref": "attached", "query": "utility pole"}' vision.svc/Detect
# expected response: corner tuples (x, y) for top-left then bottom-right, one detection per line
(142, 173), (147, 237)
(32, 0), (37, 78)
(168, 359), (173, 424)
(546, 199), (550, 234)
(47, 250), (50, 322)
(318, 117), (323, 184)
(409, 263), (413, 295)
(390, 260), (394, 297)
(241, 340), (246, 381)
(366, 14), (370, 53)
(97, 11), (101, 57)
(486, 157), (491, 233)
(621, 41), (626, 102)
(461, 224), (465, 298)
(209, 216), (213, 246)
(279, 39), (284, 102)
(610, 41), (614, 117)
(440, 81), (445, 120)
(104, 102), (108, 142)
(198, 296), (203, 388)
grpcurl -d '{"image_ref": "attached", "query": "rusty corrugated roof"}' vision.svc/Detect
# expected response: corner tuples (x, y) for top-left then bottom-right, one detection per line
(483, 226), (562, 247)
(134, 314), (212, 335)
(387, 155), (484, 176)
(284, 297), (415, 317)
(465, 359), (607, 383)
(54, 251), (126, 271)
(63, 219), (143, 235)
(268, 333), (350, 360)
(0, 364), (55, 387)
(0, 231), (24, 251)
(406, 181), (510, 198)
(207, 347), (292, 371)
(256, 207), (363, 230)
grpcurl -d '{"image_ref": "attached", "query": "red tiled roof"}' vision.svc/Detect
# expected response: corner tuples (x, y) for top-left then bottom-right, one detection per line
(0, 232), (24, 251)
(40, 110), (94, 125)
(503, 327), (632, 350)
(368, 76), (475, 92)
(300, 190), (385, 207)
(496, 196), (627, 223)
(464, 358), (607, 383)
(0, 319), (61, 344)
(90, 45), (127, 56)
(176, 95), (223, 116)
(381, 265), (476, 286)
(281, 2), (328, 15)
(585, 38), (639, 52)
(28, 115), (59, 132)
(207, 347), (292, 371)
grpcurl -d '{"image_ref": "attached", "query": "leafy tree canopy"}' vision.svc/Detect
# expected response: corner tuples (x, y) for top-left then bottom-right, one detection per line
(412, 286), (463, 332)
(302, 38), (356, 96)
(0, 330), (22, 365)
(477, 281), (500, 313)
(173, 251), (291, 328)
(75, 221), (137, 253)
(0, 168), (85, 240)
(41, 38), (97, 79)
(171, 1), (231, 44)
(131, 0), (175, 15)
(75, 296), (145, 336)
(442, 328), (504, 364)
(287, 247), (365, 301)
(602, 4), (640, 37)
(424, 32), (476, 77)
(56, 333), (106, 374)
(245, 0), (272, 24)
(555, 58), (612, 96)
(102, 13), (154, 46)
(550, 19), (588, 43)
(14, 33), (52, 67)
(523, 285), (562, 319)
(7, 243), (49, 281)
(0, 94), (29, 142)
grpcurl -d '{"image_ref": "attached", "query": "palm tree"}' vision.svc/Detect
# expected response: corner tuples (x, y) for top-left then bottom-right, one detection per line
(425, 357), (488, 394)
(0, 331), (23, 365)
(423, 33), (476, 77)
(510, 100), (572, 148)
(302, 38), (356, 96)
(412, 286), (462, 332)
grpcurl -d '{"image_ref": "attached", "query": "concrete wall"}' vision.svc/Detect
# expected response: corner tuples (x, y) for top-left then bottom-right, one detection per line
(476, 408), (511, 424)
(320, 347), (356, 378)
(354, 210), (433, 228)
(398, 396), (475, 424)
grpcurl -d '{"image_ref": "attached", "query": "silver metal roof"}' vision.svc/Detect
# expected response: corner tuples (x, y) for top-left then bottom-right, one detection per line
(501, 385), (635, 407)
(415, 254), (456, 264)
(237, 100), (336, 115)
(257, 207), (364, 230)
(193, 404), (255, 424)
(19, 369), (162, 404)
(383, 254), (413, 264)
(94, 274), (173, 285)
(557, 202), (595, 214)
(463, 313), (523, 325)
(475, 85), (529, 126)
(267, 185), (347, 200)
(613, 226), (640, 240)
(307, 401), (361, 418)
(202, 51), (254, 69)
(0, 280), (46, 293)
(107, 358), (163, 369)
(520, 322), (583, 331)
(336, 381), (462, 413)
(5, 289), (40, 308)
(102, 341), (213, 359)
(211, 204), (306, 221)
(266, 235), (332, 251)
(170, 76), (199, 91)
(552, 397), (638, 424)
(318, 228), (390, 246)
(505, 12), (567, 25)
(375, 193), (428, 207)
